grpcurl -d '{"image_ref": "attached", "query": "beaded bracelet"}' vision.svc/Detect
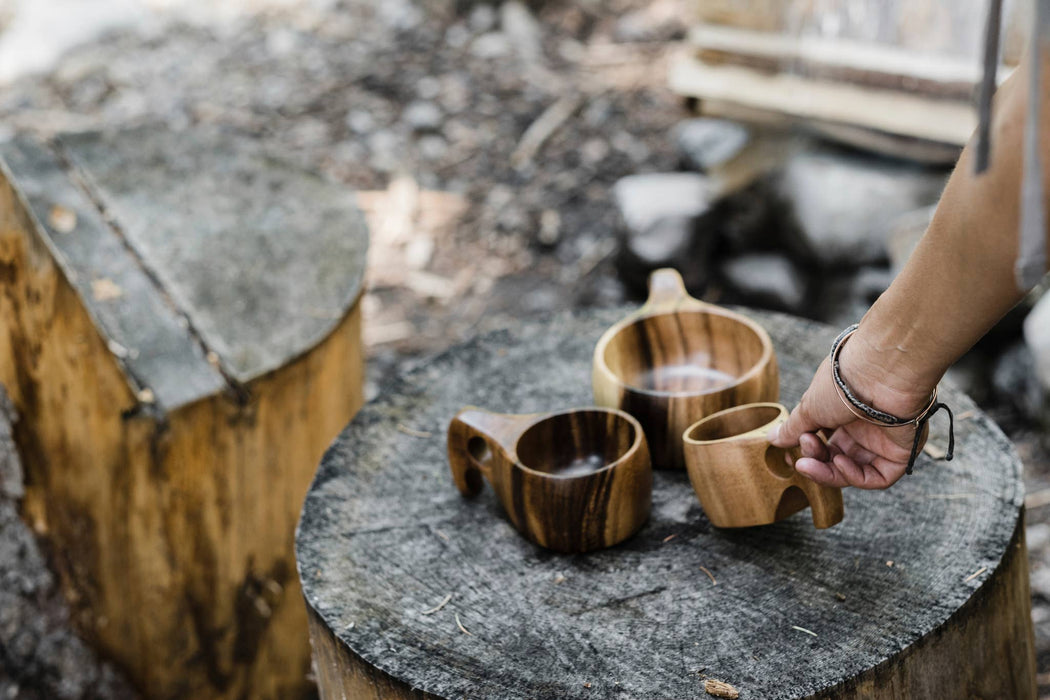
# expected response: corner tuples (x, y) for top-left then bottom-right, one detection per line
(830, 324), (954, 475)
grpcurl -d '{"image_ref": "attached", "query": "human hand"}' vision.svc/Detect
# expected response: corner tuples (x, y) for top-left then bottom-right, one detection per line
(768, 352), (935, 490)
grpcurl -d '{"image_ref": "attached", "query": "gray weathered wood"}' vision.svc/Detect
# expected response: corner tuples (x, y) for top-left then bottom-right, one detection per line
(59, 125), (369, 388)
(0, 136), (225, 411)
(297, 309), (1032, 699)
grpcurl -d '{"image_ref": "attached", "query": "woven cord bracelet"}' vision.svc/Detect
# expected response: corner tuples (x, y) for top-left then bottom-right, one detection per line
(830, 324), (955, 475)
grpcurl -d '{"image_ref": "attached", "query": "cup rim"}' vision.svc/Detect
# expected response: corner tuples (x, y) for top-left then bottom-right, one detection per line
(594, 306), (775, 399)
(682, 402), (787, 445)
(513, 407), (645, 479)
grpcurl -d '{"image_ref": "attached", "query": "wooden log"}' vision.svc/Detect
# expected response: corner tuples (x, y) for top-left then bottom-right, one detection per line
(298, 309), (1035, 699)
(0, 124), (368, 700)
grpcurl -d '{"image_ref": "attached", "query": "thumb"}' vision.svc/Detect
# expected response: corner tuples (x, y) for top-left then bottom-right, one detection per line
(768, 398), (822, 448)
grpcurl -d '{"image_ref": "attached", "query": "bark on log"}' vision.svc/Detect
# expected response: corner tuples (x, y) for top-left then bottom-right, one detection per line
(0, 125), (368, 700)
(297, 309), (1035, 699)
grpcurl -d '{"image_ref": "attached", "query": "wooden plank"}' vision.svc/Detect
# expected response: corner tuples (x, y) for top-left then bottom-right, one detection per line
(298, 308), (1034, 699)
(693, 0), (1026, 62)
(669, 50), (977, 146)
(0, 137), (225, 411)
(59, 125), (369, 384)
(688, 25), (1012, 101)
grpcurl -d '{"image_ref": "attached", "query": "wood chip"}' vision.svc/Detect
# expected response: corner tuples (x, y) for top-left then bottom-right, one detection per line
(91, 277), (124, 301)
(434, 529), (450, 542)
(1025, 488), (1050, 510)
(48, 204), (77, 233)
(835, 592), (846, 601)
(886, 560), (894, 567)
(397, 424), (433, 438)
(791, 625), (818, 637)
(553, 573), (566, 584)
(455, 612), (472, 635)
(136, 388), (155, 404)
(964, 566), (988, 583)
(421, 593), (452, 615)
(923, 442), (948, 460)
(699, 566), (717, 586)
(704, 679), (740, 698)
(582, 682), (592, 689)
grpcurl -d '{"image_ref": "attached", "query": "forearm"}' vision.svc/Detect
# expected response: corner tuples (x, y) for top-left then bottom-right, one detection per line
(844, 59), (1045, 414)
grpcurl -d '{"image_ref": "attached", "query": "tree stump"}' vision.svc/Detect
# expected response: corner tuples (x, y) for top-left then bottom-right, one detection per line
(0, 125), (368, 700)
(297, 309), (1035, 699)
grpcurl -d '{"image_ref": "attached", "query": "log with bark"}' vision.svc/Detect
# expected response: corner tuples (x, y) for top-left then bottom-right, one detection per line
(0, 124), (368, 700)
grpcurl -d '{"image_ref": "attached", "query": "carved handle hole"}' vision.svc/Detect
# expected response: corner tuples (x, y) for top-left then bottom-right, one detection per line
(764, 445), (796, 479)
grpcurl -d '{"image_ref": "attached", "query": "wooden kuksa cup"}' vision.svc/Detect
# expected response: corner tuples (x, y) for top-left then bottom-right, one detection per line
(682, 403), (844, 529)
(448, 407), (652, 553)
(593, 268), (778, 470)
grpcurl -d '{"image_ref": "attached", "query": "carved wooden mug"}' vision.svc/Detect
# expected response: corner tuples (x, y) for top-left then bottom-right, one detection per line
(682, 403), (843, 529)
(593, 267), (778, 470)
(448, 407), (652, 553)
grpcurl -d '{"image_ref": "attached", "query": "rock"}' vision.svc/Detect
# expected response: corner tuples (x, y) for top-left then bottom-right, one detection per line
(777, 148), (947, 267)
(377, 0), (423, 32)
(470, 31), (511, 58)
(673, 118), (750, 173)
(612, 172), (716, 294)
(720, 253), (808, 313)
(1028, 522), (1050, 553)
(851, 265), (894, 305)
(402, 100), (442, 133)
(886, 205), (936, 274)
(368, 129), (401, 172)
(469, 4), (498, 33)
(0, 390), (21, 500)
(1024, 290), (1050, 393)
(991, 342), (1045, 423)
(445, 23), (472, 49)
(417, 134), (448, 161)
(345, 109), (375, 135)
(613, 173), (712, 235)
(415, 76), (441, 100)
(500, 1), (543, 61)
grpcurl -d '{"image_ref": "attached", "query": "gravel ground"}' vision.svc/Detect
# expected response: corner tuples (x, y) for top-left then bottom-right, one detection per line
(1, 0), (1049, 696)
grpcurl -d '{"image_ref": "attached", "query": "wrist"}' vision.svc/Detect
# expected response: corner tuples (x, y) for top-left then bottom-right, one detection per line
(837, 327), (940, 421)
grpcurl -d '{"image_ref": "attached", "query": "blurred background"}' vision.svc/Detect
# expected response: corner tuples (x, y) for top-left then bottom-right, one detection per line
(1, 0), (1050, 697)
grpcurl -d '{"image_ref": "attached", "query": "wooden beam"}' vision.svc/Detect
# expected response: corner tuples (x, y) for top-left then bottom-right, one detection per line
(688, 25), (1012, 101)
(670, 50), (977, 146)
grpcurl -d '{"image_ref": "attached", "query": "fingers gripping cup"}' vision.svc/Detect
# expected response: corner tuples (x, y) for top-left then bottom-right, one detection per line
(682, 403), (843, 529)
(593, 268), (778, 470)
(448, 408), (652, 553)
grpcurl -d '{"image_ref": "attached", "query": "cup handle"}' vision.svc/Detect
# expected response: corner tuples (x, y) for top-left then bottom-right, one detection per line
(447, 409), (536, 497)
(804, 480), (845, 529)
(640, 268), (706, 314)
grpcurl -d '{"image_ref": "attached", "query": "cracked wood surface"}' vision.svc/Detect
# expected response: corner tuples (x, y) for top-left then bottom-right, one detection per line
(298, 308), (1034, 699)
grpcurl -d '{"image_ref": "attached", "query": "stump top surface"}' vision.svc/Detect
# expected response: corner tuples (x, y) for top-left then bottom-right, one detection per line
(297, 309), (1024, 700)
(0, 126), (368, 410)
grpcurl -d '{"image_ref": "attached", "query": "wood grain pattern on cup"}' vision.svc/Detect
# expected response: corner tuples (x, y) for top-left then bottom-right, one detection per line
(683, 403), (843, 529)
(593, 268), (778, 470)
(448, 407), (652, 553)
